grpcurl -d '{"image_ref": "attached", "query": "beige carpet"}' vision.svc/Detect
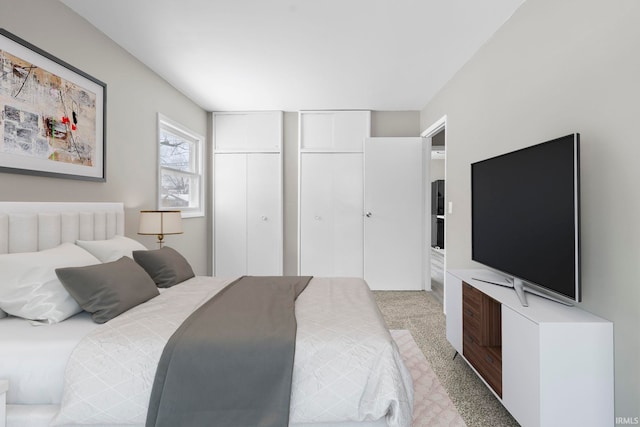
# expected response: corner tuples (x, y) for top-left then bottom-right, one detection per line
(376, 291), (519, 427)
(392, 330), (467, 427)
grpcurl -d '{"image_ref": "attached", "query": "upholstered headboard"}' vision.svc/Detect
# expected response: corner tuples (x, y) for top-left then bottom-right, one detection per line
(0, 202), (124, 254)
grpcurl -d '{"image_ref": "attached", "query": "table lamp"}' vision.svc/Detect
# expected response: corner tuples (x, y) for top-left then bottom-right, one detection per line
(138, 210), (183, 248)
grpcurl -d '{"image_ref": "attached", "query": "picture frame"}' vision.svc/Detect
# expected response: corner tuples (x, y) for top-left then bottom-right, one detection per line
(0, 28), (106, 181)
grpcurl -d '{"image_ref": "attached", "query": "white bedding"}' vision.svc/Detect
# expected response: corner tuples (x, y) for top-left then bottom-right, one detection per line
(0, 312), (99, 404)
(0, 202), (411, 426)
(50, 276), (413, 427)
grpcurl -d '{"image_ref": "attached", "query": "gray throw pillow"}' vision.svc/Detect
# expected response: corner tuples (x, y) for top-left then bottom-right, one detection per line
(55, 256), (159, 324)
(133, 246), (195, 288)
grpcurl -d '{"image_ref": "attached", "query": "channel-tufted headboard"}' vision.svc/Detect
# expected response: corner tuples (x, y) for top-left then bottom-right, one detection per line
(0, 202), (124, 254)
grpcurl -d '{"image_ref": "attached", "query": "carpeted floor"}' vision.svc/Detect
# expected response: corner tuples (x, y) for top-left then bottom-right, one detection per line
(373, 291), (520, 427)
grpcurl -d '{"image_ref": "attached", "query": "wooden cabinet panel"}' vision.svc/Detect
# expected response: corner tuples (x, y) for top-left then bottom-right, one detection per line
(481, 295), (502, 346)
(463, 281), (502, 397)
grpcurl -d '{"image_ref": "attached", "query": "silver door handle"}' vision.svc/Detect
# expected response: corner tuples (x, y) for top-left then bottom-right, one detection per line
(365, 212), (372, 218)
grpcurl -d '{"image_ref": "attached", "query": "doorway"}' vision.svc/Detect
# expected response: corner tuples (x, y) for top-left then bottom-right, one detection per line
(421, 116), (447, 304)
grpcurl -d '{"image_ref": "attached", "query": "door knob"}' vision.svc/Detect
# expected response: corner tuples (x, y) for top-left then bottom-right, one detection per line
(365, 212), (372, 218)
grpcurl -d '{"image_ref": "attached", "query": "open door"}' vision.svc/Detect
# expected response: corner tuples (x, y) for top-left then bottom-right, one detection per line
(364, 137), (427, 290)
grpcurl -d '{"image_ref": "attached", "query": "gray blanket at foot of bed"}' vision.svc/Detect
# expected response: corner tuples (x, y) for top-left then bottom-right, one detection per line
(146, 275), (312, 427)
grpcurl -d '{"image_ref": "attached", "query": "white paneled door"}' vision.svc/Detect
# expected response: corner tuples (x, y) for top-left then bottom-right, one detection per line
(215, 153), (282, 277)
(214, 153), (247, 276)
(246, 153), (281, 275)
(299, 152), (364, 277)
(364, 138), (425, 290)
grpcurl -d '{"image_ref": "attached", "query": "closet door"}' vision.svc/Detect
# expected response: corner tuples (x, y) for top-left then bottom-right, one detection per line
(213, 111), (283, 277)
(246, 153), (282, 275)
(299, 153), (363, 277)
(214, 153), (247, 276)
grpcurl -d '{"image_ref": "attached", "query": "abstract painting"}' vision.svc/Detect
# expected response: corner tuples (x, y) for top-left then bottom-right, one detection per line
(0, 29), (106, 181)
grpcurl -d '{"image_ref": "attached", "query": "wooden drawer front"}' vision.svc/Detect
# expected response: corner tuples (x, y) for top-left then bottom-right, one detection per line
(464, 333), (503, 397)
(463, 295), (480, 320)
(463, 281), (482, 306)
(482, 347), (503, 397)
(463, 282), (481, 332)
(462, 282), (503, 398)
(463, 282), (481, 341)
(463, 331), (482, 361)
(463, 304), (480, 338)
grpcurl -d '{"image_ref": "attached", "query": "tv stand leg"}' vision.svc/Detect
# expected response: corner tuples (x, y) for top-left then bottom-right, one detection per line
(513, 278), (574, 307)
(513, 279), (529, 307)
(452, 351), (458, 360)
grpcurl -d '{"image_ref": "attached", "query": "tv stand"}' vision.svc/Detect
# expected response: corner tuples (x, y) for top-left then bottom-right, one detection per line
(512, 278), (574, 307)
(445, 269), (613, 427)
(472, 274), (574, 307)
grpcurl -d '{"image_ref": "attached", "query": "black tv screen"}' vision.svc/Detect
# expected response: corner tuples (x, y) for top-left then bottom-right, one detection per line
(471, 134), (581, 301)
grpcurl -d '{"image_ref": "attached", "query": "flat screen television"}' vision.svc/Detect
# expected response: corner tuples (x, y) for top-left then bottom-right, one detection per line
(471, 133), (580, 306)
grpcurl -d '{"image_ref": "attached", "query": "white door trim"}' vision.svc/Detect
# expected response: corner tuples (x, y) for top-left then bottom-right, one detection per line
(421, 114), (447, 138)
(421, 114), (447, 311)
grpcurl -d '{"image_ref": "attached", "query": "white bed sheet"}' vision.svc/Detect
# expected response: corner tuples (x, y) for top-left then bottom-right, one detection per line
(3, 277), (412, 427)
(0, 286), (171, 405)
(0, 312), (99, 404)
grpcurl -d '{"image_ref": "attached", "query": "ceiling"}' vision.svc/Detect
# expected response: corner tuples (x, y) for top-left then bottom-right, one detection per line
(61, 0), (525, 112)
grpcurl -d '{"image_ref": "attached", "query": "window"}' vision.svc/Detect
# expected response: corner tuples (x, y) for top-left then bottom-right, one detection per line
(157, 114), (204, 218)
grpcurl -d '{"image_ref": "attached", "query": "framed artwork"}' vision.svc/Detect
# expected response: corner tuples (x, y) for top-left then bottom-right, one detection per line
(0, 28), (106, 181)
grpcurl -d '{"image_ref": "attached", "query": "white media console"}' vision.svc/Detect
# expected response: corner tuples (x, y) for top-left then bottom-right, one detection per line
(446, 269), (614, 427)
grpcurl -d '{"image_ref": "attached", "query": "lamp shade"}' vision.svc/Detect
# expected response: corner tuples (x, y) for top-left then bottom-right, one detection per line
(138, 210), (183, 236)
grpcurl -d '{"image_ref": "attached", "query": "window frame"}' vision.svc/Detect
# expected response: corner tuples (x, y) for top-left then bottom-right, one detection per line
(157, 113), (205, 218)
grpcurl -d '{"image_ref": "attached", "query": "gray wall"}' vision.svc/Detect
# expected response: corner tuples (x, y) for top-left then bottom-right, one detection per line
(371, 111), (421, 137)
(282, 111), (420, 275)
(0, 0), (209, 274)
(420, 0), (639, 416)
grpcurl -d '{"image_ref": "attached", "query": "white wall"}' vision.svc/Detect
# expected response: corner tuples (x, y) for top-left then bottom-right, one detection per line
(420, 0), (639, 417)
(0, 0), (209, 273)
(430, 159), (445, 181)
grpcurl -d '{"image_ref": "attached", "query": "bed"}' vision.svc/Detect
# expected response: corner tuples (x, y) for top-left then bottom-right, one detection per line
(0, 202), (413, 427)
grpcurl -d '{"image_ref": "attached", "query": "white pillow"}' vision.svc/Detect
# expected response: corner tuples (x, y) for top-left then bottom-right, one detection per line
(0, 243), (101, 323)
(76, 235), (147, 263)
